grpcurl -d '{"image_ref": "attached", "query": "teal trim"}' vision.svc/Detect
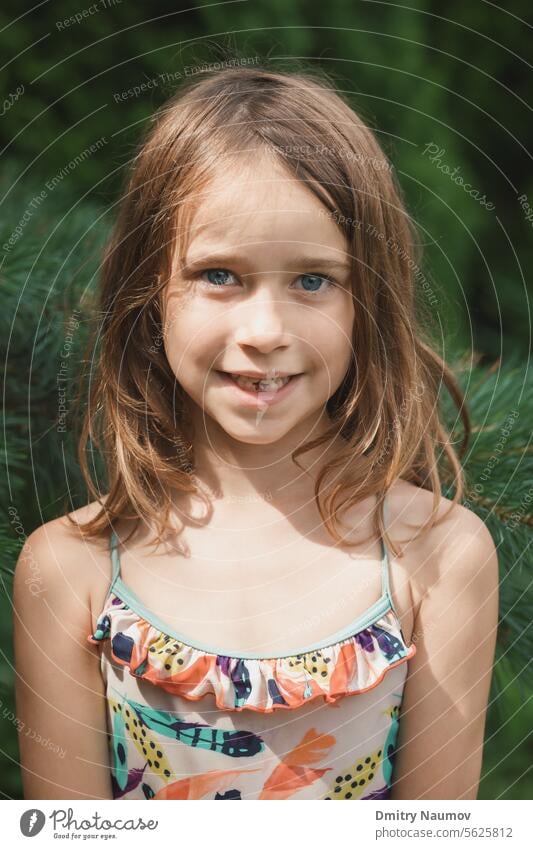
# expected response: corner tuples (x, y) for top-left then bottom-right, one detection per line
(107, 523), (395, 661)
(380, 536), (389, 599)
(380, 497), (400, 621)
(109, 530), (121, 593)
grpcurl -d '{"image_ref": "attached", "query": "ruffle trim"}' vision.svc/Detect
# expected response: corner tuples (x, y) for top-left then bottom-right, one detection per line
(88, 593), (416, 713)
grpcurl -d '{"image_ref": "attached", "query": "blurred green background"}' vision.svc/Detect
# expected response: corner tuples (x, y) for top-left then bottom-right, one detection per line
(1, 0), (531, 800)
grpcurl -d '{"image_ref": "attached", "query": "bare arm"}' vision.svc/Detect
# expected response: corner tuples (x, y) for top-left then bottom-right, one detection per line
(13, 523), (113, 799)
(391, 509), (499, 800)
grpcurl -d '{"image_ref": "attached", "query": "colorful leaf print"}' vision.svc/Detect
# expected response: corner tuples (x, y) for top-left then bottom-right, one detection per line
(153, 768), (261, 800)
(284, 727), (337, 766)
(109, 696), (174, 784)
(111, 765), (147, 799)
(147, 632), (190, 674)
(260, 765), (332, 800)
(216, 656), (253, 707)
(259, 728), (336, 800)
(111, 632), (136, 664)
(142, 782), (156, 799)
(90, 612), (110, 642)
(285, 649), (334, 682)
(109, 697), (130, 791)
(267, 678), (289, 706)
(372, 626), (407, 661)
(382, 703), (401, 785)
(322, 745), (384, 799)
(123, 695), (265, 757)
(354, 629), (374, 653)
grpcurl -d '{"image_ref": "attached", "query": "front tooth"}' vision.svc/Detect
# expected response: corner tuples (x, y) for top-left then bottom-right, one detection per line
(233, 374), (290, 390)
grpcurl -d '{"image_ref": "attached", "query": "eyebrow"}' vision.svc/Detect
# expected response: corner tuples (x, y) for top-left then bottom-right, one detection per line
(181, 251), (352, 273)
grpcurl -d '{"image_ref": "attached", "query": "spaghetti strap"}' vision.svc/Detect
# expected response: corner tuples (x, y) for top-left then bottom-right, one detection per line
(380, 497), (391, 601)
(109, 529), (121, 591)
(380, 537), (390, 600)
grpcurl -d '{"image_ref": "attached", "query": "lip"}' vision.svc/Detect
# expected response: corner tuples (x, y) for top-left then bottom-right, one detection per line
(215, 371), (303, 407)
(219, 370), (293, 379)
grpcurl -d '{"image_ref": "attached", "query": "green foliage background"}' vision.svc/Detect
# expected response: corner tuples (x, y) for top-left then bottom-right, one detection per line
(0, 0), (531, 800)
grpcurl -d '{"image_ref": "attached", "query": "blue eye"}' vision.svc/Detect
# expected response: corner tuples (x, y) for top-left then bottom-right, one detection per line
(202, 268), (236, 286)
(199, 268), (335, 294)
(294, 273), (334, 294)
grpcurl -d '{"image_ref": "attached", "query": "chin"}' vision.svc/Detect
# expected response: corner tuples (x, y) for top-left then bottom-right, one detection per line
(214, 417), (302, 445)
(222, 428), (291, 445)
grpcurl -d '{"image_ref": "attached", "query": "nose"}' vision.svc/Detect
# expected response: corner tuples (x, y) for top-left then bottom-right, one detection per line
(233, 287), (292, 353)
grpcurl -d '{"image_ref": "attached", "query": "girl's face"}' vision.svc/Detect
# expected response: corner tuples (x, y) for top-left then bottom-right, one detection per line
(163, 154), (355, 446)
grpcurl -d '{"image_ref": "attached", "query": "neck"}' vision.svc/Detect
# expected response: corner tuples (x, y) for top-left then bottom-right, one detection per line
(182, 405), (344, 506)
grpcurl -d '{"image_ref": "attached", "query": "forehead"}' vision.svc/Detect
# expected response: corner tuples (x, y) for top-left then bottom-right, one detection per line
(182, 154), (348, 260)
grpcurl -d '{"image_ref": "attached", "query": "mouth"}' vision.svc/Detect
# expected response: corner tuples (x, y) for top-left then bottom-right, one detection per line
(215, 371), (304, 405)
(221, 371), (296, 389)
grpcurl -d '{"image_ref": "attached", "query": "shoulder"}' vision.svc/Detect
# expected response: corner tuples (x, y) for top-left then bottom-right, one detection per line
(13, 500), (116, 799)
(15, 499), (111, 580)
(13, 499), (114, 636)
(388, 482), (499, 800)
(387, 479), (499, 606)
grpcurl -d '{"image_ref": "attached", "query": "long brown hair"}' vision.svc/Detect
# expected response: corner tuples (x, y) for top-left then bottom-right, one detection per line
(70, 65), (469, 557)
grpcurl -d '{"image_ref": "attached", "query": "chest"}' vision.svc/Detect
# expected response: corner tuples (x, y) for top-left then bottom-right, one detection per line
(92, 521), (415, 655)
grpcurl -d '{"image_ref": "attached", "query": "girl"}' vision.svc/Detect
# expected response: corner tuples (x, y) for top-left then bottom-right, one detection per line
(14, 65), (499, 801)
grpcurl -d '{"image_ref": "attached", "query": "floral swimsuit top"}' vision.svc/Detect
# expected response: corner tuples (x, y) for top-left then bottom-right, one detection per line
(88, 529), (416, 801)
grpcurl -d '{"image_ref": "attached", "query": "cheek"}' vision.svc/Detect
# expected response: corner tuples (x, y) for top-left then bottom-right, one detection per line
(162, 305), (185, 376)
(314, 306), (355, 384)
(162, 298), (200, 383)
(162, 298), (222, 382)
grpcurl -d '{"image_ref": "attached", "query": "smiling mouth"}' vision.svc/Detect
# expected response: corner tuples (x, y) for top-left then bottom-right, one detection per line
(216, 371), (303, 394)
